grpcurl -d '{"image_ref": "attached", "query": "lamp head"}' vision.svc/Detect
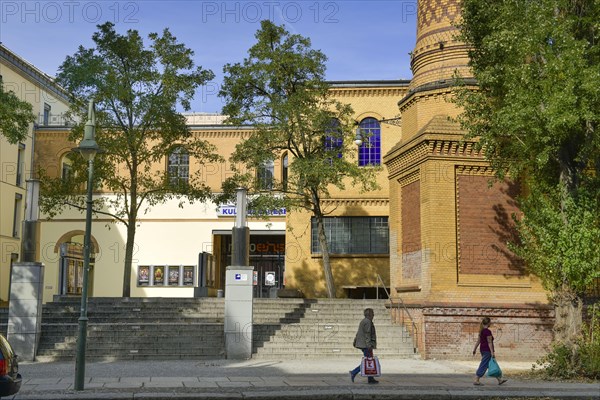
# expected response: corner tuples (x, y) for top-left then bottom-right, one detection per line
(75, 100), (100, 161)
(354, 127), (363, 146)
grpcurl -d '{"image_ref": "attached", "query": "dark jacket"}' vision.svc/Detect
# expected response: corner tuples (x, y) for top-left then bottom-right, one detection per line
(354, 317), (377, 349)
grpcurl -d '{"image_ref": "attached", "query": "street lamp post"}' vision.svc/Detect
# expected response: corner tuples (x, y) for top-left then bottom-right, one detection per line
(74, 100), (100, 391)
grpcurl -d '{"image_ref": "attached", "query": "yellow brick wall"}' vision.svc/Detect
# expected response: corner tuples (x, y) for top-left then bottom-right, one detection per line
(282, 85), (407, 297)
(384, 0), (550, 307)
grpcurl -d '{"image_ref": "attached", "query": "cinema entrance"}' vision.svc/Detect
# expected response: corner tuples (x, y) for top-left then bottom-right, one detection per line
(213, 231), (285, 298)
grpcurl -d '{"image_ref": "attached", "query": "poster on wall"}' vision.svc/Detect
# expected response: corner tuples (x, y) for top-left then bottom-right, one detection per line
(154, 266), (165, 285)
(168, 266), (180, 286)
(138, 266), (150, 286)
(183, 266), (194, 286)
(265, 271), (276, 286)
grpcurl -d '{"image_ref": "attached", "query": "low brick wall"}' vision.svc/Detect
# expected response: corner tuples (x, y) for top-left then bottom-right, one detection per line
(394, 304), (554, 361)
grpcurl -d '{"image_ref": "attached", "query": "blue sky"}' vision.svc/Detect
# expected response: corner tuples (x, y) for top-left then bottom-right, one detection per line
(1, 1), (417, 113)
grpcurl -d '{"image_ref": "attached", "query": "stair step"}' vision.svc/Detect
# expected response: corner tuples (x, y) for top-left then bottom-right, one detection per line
(36, 298), (417, 361)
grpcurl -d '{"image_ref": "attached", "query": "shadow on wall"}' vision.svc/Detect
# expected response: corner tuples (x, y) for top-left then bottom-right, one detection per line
(292, 255), (390, 299)
(490, 180), (526, 276)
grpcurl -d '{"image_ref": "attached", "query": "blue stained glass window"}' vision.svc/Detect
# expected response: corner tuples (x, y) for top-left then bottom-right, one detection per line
(324, 118), (343, 158)
(358, 117), (381, 166)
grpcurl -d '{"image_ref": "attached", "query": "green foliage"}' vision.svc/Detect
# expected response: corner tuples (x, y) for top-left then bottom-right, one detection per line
(579, 306), (600, 378)
(510, 185), (600, 294)
(456, 0), (600, 299)
(42, 22), (219, 296)
(534, 305), (600, 380)
(219, 20), (379, 206)
(457, 0), (600, 186)
(218, 20), (380, 297)
(0, 79), (35, 144)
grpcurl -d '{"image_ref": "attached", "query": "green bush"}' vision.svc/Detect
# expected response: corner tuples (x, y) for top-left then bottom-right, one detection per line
(535, 306), (600, 380)
(579, 308), (600, 379)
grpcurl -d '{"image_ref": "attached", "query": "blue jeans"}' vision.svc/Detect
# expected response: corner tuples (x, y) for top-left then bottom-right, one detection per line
(351, 348), (377, 381)
(476, 351), (492, 377)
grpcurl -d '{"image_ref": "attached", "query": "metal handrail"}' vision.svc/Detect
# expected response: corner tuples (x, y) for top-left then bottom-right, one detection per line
(376, 274), (418, 354)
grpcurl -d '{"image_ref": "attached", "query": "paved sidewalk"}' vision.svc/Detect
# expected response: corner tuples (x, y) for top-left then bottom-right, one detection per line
(9, 358), (599, 399)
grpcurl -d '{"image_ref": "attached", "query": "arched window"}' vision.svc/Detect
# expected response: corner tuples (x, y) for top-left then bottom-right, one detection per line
(324, 118), (343, 159)
(358, 117), (381, 166)
(61, 152), (76, 181)
(257, 160), (274, 190)
(168, 147), (189, 186)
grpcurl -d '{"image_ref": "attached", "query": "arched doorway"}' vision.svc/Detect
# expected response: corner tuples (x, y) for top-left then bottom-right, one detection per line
(54, 231), (98, 296)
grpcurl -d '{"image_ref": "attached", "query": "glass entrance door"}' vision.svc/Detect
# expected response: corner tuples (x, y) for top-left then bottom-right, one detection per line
(252, 257), (284, 298)
(59, 242), (93, 295)
(217, 233), (285, 298)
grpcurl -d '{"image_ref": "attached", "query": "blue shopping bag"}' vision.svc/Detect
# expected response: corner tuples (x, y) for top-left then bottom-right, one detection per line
(487, 357), (502, 377)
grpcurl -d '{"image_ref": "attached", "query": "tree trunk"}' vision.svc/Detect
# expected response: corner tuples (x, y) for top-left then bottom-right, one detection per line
(316, 213), (336, 298)
(122, 220), (136, 297)
(122, 183), (138, 297)
(552, 284), (583, 347)
(123, 157), (138, 298)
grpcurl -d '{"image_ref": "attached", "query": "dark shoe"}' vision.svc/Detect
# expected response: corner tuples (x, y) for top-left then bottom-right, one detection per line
(368, 378), (379, 384)
(349, 371), (357, 383)
(498, 379), (507, 385)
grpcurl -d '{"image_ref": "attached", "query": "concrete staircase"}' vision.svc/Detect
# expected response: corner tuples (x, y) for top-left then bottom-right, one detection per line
(252, 299), (416, 358)
(36, 297), (416, 361)
(37, 297), (225, 361)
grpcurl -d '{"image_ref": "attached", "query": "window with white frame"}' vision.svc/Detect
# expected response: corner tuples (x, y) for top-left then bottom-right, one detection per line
(257, 160), (274, 190)
(43, 103), (51, 126)
(168, 147), (189, 186)
(357, 117), (381, 166)
(16, 143), (25, 186)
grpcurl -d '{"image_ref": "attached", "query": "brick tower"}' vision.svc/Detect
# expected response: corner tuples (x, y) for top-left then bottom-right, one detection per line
(384, 0), (553, 360)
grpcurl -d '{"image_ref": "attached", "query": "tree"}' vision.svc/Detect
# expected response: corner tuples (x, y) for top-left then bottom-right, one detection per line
(42, 22), (220, 297)
(456, 0), (600, 345)
(0, 78), (35, 144)
(219, 20), (379, 298)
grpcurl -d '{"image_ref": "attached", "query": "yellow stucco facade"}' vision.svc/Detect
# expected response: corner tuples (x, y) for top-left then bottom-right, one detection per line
(0, 44), (70, 302)
(32, 83), (408, 302)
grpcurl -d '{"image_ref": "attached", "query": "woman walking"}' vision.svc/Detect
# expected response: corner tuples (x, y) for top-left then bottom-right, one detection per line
(472, 317), (507, 386)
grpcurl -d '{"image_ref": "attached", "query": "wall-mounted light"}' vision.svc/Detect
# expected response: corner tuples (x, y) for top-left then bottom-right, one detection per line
(354, 127), (364, 146)
(353, 116), (402, 147)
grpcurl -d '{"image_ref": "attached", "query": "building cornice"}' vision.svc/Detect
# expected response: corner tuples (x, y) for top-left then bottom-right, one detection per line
(321, 198), (389, 208)
(384, 116), (486, 179)
(327, 80), (410, 88)
(330, 87), (408, 98)
(398, 78), (478, 110)
(0, 44), (71, 103)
